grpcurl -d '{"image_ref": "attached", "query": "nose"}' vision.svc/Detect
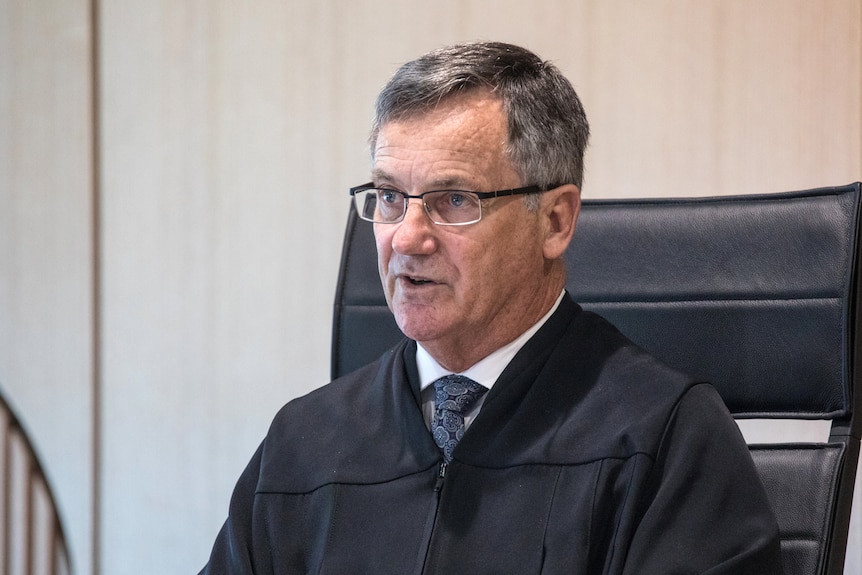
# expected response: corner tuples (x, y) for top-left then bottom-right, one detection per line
(391, 198), (437, 255)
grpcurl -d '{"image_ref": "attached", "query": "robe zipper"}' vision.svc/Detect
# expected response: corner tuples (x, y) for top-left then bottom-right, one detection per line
(413, 462), (447, 575)
(434, 462), (447, 492)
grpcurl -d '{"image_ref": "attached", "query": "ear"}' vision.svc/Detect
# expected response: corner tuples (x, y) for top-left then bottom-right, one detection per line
(541, 184), (581, 260)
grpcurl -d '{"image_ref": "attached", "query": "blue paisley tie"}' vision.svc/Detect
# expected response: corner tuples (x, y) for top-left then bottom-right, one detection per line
(431, 374), (488, 463)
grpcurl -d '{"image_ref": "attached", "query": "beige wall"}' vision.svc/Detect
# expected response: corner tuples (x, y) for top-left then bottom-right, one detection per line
(1, 1), (860, 574)
(0, 1), (95, 574)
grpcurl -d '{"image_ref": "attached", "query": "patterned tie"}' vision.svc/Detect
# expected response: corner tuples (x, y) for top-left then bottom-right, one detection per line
(431, 374), (488, 463)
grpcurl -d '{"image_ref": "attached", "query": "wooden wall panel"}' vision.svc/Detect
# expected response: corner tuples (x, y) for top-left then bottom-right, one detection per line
(560, 0), (862, 198)
(98, 1), (861, 573)
(98, 2), (354, 573)
(0, 0), (856, 574)
(0, 2), (94, 575)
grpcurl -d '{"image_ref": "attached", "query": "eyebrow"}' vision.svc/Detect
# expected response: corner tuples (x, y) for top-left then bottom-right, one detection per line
(370, 171), (479, 191)
(431, 177), (475, 190)
(369, 169), (396, 186)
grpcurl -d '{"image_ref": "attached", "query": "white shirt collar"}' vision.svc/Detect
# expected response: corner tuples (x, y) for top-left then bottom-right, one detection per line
(417, 290), (565, 391)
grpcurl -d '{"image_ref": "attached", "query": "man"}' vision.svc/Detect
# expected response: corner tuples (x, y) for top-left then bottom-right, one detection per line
(201, 41), (782, 574)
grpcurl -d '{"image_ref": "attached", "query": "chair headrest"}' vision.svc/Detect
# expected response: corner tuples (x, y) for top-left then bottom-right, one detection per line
(566, 184), (861, 419)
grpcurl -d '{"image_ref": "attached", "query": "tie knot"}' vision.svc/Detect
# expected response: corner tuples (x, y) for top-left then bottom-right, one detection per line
(432, 374), (487, 415)
(431, 375), (488, 463)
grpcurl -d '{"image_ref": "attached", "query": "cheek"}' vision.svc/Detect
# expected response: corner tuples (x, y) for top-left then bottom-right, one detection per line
(374, 226), (393, 261)
(467, 230), (542, 293)
(452, 241), (510, 298)
(373, 231), (394, 288)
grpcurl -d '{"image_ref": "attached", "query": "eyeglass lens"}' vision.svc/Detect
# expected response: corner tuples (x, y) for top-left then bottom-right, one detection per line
(355, 189), (482, 225)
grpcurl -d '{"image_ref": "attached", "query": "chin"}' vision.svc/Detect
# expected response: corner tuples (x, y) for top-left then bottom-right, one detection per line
(394, 312), (448, 344)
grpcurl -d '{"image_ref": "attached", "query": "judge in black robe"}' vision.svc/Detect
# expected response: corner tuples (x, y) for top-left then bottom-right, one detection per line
(201, 40), (782, 575)
(200, 295), (782, 574)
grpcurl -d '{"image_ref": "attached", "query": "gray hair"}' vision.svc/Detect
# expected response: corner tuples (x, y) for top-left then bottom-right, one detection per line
(369, 41), (590, 200)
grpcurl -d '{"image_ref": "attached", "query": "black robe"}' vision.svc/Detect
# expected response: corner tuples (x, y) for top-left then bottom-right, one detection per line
(201, 296), (783, 574)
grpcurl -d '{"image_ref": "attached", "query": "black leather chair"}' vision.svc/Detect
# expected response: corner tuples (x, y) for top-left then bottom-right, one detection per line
(332, 183), (862, 575)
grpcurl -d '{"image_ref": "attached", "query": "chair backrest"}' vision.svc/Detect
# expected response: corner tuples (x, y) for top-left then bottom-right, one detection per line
(0, 391), (72, 575)
(331, 183), (862, 575)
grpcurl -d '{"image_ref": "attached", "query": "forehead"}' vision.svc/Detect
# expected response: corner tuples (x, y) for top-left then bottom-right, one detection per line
(372, 92), (518, 189)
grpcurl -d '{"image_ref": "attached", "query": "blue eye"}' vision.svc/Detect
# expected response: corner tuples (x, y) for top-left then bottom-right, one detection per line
(373, 189), (405, 222)
(426, 191), (481, 224)
(380, 189), (401, 204)
(448, 193), (466, 208)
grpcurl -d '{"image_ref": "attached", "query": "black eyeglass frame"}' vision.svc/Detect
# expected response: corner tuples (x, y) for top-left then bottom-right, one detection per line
(348, 182), (561, 225)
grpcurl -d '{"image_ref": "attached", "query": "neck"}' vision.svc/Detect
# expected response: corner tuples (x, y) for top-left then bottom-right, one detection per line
(423, 276), (565, 373)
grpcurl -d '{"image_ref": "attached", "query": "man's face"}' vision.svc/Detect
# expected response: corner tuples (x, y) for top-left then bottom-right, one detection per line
(371, 91), (557, 371)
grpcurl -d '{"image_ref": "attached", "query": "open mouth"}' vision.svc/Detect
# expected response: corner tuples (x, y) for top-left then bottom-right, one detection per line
(408, 277), (434, 286)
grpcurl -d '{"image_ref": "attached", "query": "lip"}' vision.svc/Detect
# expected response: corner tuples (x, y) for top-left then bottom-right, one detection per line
(397, 274), (440, 287)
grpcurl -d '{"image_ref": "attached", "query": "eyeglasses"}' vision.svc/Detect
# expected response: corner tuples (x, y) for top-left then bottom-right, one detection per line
(349, 182), (556, 226)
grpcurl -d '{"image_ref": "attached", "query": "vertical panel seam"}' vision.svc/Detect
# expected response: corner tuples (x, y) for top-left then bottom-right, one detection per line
(88, 0), (102, 574)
